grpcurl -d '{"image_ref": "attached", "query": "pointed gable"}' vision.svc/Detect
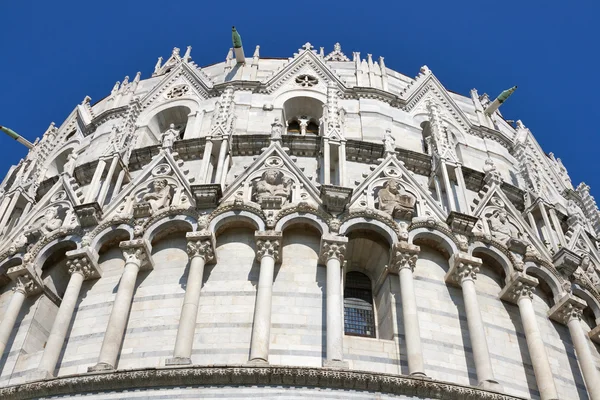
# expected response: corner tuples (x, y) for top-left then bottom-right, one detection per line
(471, 183), (553, 261)
(140, 62), (213, 111)
(222, 142), (322, 208)
(103, 149), (195, 219)
(261, 43), (348, 94)
(349, 154), (447, 221)
(401, 66), (472, 133)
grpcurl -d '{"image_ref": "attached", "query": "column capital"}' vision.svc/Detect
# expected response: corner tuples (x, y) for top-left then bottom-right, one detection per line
(66, 247), (102, 280)
(499, 272), (538, 304)
(186, 230), (216, 263)
(445, 252), (482, 286)
(319, 234), (348, 263)
(548, 293), (586, 325)
(6, 265), (42, 297)
(389, 242), (420, 273)
(119, 239), (154, 271)
(255, 231), (282, 262)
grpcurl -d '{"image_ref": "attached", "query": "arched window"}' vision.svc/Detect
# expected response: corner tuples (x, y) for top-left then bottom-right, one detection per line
(344, 271), (376, 337)
(306, 120), (319, 135)
(287, 119), (301, 134)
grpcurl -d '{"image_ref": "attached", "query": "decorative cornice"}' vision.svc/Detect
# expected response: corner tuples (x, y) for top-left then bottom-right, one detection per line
(0, 365), (523, 400)
(255, 230), (283, 262)
(319, 234), (348, 263)
(186, 230), (215, 263)
(389, 241), (420, 273)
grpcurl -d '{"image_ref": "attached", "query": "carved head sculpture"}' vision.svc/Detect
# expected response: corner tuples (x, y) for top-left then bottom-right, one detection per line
(153, 179), (168, 191)
(387, 179), (400, 194)
(44, 206), (59, 220)
(169, 123), (175, 130)
(263, 169), (281, 185)
(498, 210), (508, 224)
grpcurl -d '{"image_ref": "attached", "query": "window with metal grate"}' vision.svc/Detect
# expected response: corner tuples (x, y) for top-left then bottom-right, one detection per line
(344, 271), (375, 338)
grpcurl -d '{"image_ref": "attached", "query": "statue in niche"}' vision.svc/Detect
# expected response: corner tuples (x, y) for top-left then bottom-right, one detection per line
(383, 130), (396, 155)
(254, 169), (292, 205)
(377, 179), (416, 218)
(63, 152), (78, 175)
(270, 118), (283, 140)
(488, 209), (521, 245)
(143, 179), (172, 212)
(161, 123), (180, 150)
(581, 254), (600, 286)
(26, 206), (63, 238)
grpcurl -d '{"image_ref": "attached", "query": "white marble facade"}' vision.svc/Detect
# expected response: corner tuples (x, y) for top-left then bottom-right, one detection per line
(0, 41), (599, 400)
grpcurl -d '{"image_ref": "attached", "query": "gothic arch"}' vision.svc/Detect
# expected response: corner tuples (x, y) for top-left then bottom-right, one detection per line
(409, 227), (458, 258)
(209, 210), (266, 235)
(89, 224), (134, 255)
(339, 217), (397, 247)
(144, 214), (196, 244)
(275, 213), (329, 235)
(523, 262), (565, 302)
(572, 285), (600, 325)
(469, 242), (514, 282)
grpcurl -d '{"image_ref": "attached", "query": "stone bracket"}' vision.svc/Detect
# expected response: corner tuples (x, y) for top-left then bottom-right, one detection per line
(446, 211), (478, 234)
(132, 202), (152, 218)
(552, 247), (581, 278)
(319, 185), (353, 213)
(445, 252), (482, 286)
(258, 196), (283, 210)
(66, 247), (102, 280)
(6, 264), (43, 297)
(499, 272), (538, 304)
(255, 230), (283, 262)
(74, 202), (103, 228)
(548, 293), (586, 325)
(191, 184), (222, 209)
(120, 238), (155, 271)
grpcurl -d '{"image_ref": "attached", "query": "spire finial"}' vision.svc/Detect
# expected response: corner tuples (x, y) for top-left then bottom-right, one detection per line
(183, 46), (192, 61)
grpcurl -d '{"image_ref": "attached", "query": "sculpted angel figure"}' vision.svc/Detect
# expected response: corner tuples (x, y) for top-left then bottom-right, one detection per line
(255, 169), (292, 204)
(488, 210), (521, 245)
(161, 123), (180, 150)
(377, 179), (416, 217)
(143, 179), (172, 212)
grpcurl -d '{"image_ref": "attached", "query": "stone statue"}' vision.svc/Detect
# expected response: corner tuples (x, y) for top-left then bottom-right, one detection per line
(383, 130), (395, 155)
(63, 152), (78, 175)
(161, 123), (180, 150)
(270, 118), (283, 140)
(488, 210), (521, 245)
(582, 255), (600, 286)
(29, 206), (64, 236)
(255, 169), (292, 205)
(377, 179), (416, 218)
(143, 179), (172, 212)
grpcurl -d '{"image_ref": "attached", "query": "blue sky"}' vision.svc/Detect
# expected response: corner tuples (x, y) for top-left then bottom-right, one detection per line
(1, 1), (598, 197)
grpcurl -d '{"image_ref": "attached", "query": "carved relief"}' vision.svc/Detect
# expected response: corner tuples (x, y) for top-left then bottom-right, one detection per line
(377, 179), (416, 219)
(487, 209), (522, 245)
(142, 179), (173, 212)
(253, 169), (292, 209)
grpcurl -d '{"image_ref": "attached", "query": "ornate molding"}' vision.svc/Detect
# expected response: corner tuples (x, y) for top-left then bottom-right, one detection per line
(499, 272), (538, 304)
(445, 252), (482, 286)
(255, 230), (282, 262)
(319, 234), (348, 263)
(186, 230), (215, 263)
(65, 247), (102, 280)
(119, 239), (154, 270)
(548, 293), (586, 325)
(389, 241), (420, 273)
(0, 365), (524, 400)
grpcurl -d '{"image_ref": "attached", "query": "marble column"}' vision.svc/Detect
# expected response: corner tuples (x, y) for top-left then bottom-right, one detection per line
(538, 202), (558, 252)
(389, 242), (426, 377)
(339, 141), (347, 187)
(455, 164), (469, 213)
(89, 239), (153, 372)
(549, 294), (600, 399)
(97, 154), (119, 206)
(0, 270), (41, 358)
(84, 158), (107, 203)
(166, 231), (215, 366)
(199, 139), (213, 184)
(0, 192), (20, 233)
(213, 137), (229, 184)
(36, 248), (102, 378)
(500, 272), (558, 400)
(249, 231), (282, 364)
(445, 253), (502, 391)
(320, 234), (348, 368)
(440, 163), (456, 212)
(548, 207), (567, 247)
(323, 138), (331, 185)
